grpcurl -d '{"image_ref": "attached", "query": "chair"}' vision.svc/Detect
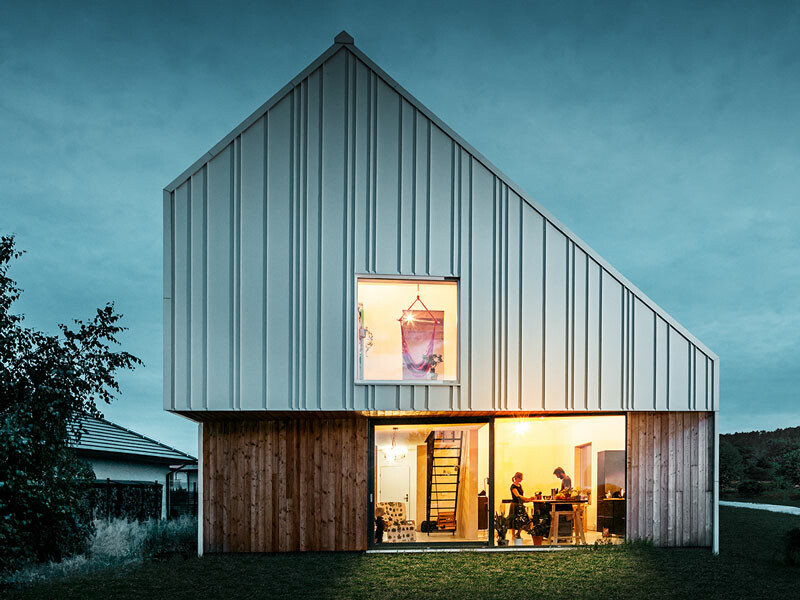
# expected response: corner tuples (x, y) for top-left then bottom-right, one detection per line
(376, 501), (415, 543)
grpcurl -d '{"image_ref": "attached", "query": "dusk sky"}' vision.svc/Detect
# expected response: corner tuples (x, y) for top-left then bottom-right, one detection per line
(2, 1), (799, 455)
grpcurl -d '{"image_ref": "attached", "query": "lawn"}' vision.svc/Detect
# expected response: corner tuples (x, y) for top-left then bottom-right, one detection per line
(6, 507), (799, 600)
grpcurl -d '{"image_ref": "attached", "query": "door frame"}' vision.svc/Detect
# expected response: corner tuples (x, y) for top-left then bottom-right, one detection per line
(367, 416), (494, 550)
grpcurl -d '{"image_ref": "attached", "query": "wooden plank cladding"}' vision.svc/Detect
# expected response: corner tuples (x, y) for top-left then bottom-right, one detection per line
(626, 412), (714, 547)
(203, 417), (368, 552)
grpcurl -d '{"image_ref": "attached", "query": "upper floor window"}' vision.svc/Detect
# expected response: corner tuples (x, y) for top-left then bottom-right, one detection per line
(357, 278), (458, 382)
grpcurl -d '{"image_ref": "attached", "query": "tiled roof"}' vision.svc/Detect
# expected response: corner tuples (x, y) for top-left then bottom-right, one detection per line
(71, 416), (196, 463)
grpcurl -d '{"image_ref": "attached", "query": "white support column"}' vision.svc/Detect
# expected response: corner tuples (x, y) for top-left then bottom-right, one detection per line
(712, 410), (720, 555)
(197, 422), (204, 557)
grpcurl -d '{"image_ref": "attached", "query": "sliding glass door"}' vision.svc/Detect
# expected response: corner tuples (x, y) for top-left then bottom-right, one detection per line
(368, 419), (491, 548)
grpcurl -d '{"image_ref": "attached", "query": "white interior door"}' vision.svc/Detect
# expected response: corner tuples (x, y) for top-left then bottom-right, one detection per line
(379, 465), (410, 507)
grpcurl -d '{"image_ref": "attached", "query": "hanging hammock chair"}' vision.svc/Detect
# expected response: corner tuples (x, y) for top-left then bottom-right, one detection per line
(398, 294), (439, 377)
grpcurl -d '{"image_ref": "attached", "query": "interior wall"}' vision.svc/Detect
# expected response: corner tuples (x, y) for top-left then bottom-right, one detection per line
(494, 416), (626, 530)
(358, 279), (458, 381)
(376, 433), (418, 520)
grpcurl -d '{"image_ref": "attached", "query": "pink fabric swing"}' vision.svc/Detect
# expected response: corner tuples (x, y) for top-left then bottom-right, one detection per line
(399, 295), (439, 377)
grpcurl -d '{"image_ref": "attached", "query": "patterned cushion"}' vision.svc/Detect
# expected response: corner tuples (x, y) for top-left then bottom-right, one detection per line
(377, 502), (415, 543)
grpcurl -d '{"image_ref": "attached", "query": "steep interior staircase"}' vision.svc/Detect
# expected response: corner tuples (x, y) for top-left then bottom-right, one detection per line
(425, 430), (463, 535)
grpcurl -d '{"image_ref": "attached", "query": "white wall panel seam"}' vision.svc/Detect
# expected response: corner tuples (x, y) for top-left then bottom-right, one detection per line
(583, 253), (589, 411)
(229, 144), (236, 410)
(666, 326), (670, 411)
(317, 75), (325, 410)
(467, 157), (473, 410)
(200, 170), (207, 410)
(569, 242), (576, 411)
(301, 78), (309, 410)
(504, 186), (510, 411)
(234, 136), (242, 410)
(348, 55), (357, 409)
(186, 178), (193, 411)
(653, 311), (657, 410)
(449, 141), (455, 276)
(632, 290), (636, 411)
(598, 264), (603, 410)
(345, 54), (355, 409)
(541, 218), (546, 410)
(262, 114), (269, 410)
(425, 120), (432, 276)
(566, 238), (572, 410)
(518, 199), (524, 411)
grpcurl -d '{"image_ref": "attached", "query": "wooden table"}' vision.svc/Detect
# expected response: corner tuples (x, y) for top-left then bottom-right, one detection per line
(501, 498), (588, 544)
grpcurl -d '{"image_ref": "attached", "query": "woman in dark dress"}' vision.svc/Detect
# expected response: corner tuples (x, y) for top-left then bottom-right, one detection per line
(510, 472), (534, 539)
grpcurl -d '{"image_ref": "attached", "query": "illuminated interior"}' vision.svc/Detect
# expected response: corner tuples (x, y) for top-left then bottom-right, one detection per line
(357, 279), (458, 381)
(373, 423), (488, 544)
(371, 415), (626, 547)
(494, 415), (626, 545)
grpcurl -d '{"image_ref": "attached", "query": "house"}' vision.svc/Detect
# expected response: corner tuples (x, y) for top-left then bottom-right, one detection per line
(163, 32), (719, 554)
(71, 416), (198, 519)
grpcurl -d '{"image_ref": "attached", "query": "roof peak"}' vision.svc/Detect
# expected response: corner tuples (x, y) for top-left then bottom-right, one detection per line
(334, 30), (354, 45)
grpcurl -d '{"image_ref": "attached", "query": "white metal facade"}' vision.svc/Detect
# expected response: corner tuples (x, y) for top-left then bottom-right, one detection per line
(163, 40), (719, 415)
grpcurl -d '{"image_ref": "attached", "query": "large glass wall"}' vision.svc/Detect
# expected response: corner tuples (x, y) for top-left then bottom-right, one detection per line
(494, 416), (626, 546)
(372, 422), (488, 546)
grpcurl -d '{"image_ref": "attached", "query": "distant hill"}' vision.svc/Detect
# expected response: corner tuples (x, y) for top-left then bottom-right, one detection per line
(720, 426), (800, 492)
(723, 426), (800, 460)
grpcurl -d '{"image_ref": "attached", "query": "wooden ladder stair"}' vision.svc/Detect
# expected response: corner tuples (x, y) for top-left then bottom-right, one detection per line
(425, 430), (463, 535)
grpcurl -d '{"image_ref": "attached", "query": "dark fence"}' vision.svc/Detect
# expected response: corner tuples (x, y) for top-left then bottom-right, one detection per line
(167, 483), (198, 518)
(85, 479), (162, 521)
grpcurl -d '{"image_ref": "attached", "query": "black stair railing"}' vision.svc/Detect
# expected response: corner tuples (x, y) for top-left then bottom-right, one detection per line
(425, 430), (464, 535)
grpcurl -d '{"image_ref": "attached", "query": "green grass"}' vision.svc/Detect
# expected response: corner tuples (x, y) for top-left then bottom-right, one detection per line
(5, 507), (799, 600)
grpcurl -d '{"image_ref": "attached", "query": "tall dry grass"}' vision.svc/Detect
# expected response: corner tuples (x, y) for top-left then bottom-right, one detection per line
(3, 516), (197, 586)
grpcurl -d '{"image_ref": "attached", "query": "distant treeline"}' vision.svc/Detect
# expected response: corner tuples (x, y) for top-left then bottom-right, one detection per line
(720, 426), (800, 491)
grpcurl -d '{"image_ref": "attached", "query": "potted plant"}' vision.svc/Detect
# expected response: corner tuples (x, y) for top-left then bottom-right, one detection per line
(423, 353), (444, 379)
(530, 512), (551, 546)
(494, 508), (509, 546)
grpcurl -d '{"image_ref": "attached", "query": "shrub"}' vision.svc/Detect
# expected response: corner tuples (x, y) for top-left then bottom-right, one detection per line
(737, 480), (764, 496)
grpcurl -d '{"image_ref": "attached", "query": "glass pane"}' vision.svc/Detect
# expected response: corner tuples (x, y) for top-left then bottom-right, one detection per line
(373, 423), (488, 544)
(494, 416), (626, 547)
(358, 279), (458, 381)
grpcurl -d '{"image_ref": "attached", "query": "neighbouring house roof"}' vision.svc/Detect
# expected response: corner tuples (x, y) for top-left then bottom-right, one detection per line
(71, 415), (196, 464)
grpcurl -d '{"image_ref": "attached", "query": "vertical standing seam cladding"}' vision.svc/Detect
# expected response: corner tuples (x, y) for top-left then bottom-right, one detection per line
(163, 44), (718, 414)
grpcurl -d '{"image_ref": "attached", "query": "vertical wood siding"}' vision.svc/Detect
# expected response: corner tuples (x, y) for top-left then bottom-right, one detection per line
(626, 412), (714, 547)
(203, 417), (368, 552)
(164, 45), (717, 414)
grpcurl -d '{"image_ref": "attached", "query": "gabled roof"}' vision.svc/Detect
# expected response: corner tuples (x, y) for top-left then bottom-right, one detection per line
(71, 415), (196, 463)
(164, 31), (717, 361)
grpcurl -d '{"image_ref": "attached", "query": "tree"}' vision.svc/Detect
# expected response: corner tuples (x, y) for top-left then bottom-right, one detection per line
(0, 235), (141, 573)
(778, 449), (800, 487)
(719, 439), (744, 486)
